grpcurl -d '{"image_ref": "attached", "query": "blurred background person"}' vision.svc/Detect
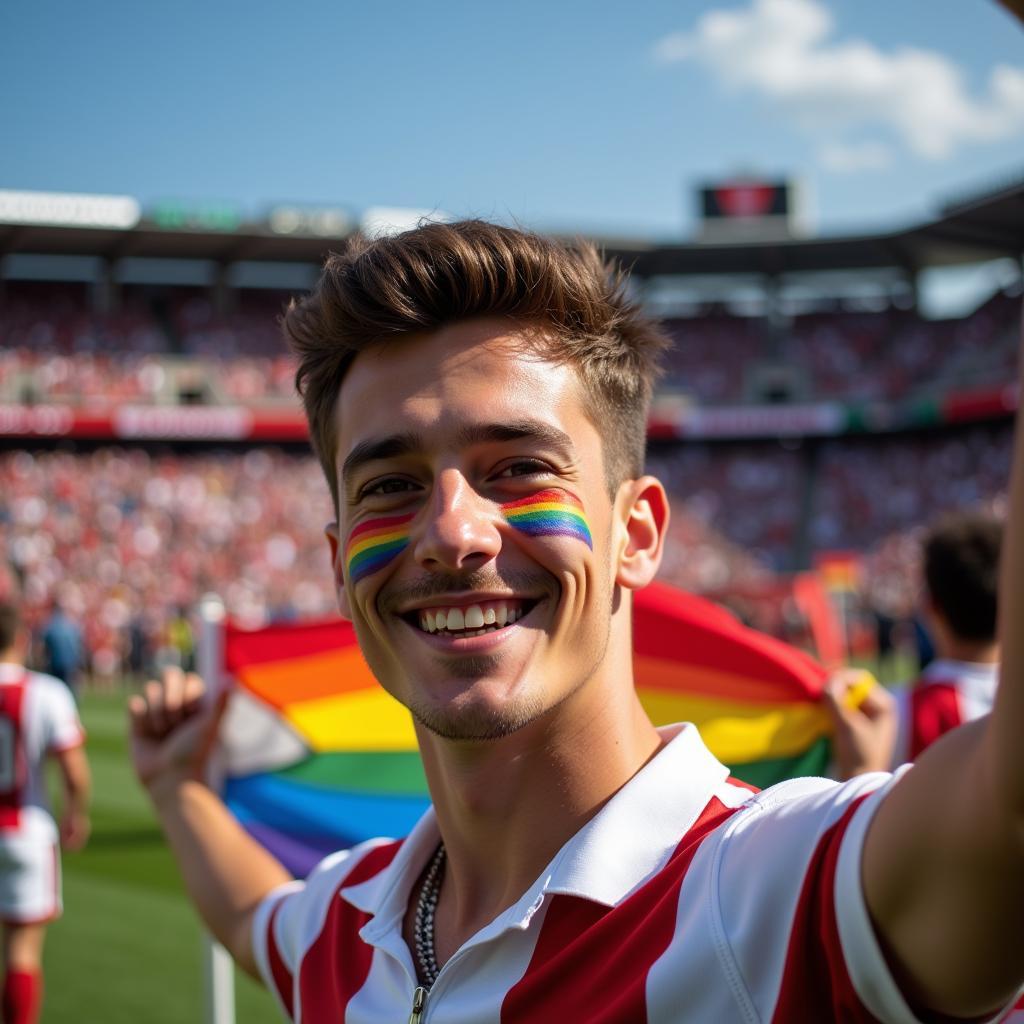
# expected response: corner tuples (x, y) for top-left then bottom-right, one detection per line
(893, 509), (1003, 764)
(0, 567), (90, 1024)
(38, 593), (84, 701)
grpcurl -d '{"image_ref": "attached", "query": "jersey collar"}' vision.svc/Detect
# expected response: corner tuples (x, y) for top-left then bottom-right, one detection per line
(345, 724), (739, 949)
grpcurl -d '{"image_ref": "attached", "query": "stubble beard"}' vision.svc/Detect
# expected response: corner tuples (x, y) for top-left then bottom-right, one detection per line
(407, 590), (613, 743)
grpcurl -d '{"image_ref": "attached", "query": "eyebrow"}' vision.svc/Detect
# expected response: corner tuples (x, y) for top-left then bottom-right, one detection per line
(340, 420), (577, 484)
(341, 432), (421, 484)
(453, 421), (577, 456)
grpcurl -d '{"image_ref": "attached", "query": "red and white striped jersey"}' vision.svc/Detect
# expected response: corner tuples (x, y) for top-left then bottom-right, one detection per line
(894, 658), (999, 765)
(253, 723), (1012, 1024)
(0, 662), (85, 843)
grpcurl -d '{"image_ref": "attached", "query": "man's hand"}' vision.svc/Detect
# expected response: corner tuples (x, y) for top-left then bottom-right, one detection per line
(126, 666), (287, 977)
(128, 668), (228, 798)
(59, 808), (91, 851)
(822, 669), (897, 779)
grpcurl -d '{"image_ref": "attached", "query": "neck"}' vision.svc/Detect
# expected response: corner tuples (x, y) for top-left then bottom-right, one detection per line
(416, 660), (661, 945)
(939, 638), (1000, 665)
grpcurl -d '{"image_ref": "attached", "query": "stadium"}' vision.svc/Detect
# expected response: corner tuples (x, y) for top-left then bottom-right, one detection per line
(1, 174), (1021, 1021)
(1, 176), (1020, 678)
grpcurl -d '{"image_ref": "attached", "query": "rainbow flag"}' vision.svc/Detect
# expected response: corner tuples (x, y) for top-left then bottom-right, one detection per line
(217, 581), (835, 877)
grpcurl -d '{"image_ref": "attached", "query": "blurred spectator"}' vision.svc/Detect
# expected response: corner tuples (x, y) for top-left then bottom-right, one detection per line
(892, 510), (1003, 765)
(39, 597), (84, 697)
(2, 284), (1017, 409)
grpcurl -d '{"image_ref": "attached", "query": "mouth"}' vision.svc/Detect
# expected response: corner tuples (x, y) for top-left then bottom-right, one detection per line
(402, 597), (540, 639)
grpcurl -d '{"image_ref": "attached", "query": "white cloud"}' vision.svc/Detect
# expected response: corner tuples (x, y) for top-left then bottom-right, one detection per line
(654, 0), (1024, 161)
(818, 141), (892, 172)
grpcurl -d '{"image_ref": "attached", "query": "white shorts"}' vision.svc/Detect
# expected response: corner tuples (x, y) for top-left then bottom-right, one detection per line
(0, 835), (61, 924)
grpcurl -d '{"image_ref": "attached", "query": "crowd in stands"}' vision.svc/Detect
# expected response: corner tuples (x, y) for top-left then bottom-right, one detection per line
(2, 282), (1018, 409)
(647, 442), (804, 573)
(1, 448), (337, 685)
(0, 422), (1008, 681)
(0, 285), (297, 407)
(0, 279), (1016, 677)
(660, 289), (1020, 405)
(811, 423), (1013, 553)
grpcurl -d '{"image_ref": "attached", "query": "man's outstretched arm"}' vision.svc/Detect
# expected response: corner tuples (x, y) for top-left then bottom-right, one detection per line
(862, 317), (1024, 1017)
(128, 668), (292, 979)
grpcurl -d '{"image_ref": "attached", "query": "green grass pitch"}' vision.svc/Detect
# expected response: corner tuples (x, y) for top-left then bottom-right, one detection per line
(44, 693), (281, 1023)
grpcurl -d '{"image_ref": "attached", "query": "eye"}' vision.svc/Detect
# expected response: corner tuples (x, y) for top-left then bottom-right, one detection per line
(360, 476), (418, 498)
(494, 459), (551, 479)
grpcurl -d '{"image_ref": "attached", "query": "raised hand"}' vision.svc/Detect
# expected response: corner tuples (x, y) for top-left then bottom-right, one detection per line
(128, 667), (228, 795)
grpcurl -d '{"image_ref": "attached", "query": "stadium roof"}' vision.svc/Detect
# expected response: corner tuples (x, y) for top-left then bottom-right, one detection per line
(2, 177), (1022, 281)
(601, 174), (1024, 279)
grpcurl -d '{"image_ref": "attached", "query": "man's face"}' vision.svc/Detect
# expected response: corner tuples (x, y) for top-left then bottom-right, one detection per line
(328, 319), (625, 742)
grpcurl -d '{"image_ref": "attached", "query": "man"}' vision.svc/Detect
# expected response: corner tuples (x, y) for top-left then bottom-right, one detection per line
(893, 511), (1002, 764)
(130, 221), (1024, 1022)
(39, 596), (84, 698)
(0, 572), (90, 1024)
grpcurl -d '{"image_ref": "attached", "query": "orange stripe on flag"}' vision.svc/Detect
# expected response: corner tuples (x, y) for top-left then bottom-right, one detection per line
(236, 645), (379, 711)
(633, 655), (810, 705)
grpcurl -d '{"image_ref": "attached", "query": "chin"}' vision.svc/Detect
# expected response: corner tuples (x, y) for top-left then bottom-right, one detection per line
(408, 688), (548, 742)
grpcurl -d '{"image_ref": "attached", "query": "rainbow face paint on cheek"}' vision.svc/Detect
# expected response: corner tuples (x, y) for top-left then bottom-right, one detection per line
(345, 513), (415, 585)
(500, 489), (593, 549)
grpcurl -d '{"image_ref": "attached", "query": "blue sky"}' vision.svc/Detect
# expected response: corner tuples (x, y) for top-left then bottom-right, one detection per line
(1, 0), (1022, 241)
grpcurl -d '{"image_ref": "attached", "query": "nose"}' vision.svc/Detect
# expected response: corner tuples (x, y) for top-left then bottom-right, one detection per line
(413, 470), (501, 573)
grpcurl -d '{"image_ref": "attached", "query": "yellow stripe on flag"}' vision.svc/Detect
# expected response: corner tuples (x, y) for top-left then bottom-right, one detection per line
(285, 687), (419, 752)
(638, 688), (831, 764)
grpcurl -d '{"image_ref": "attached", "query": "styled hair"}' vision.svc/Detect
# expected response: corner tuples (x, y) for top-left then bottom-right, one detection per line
(283, 220), (668, 510)
(924, 510), (1003, 642)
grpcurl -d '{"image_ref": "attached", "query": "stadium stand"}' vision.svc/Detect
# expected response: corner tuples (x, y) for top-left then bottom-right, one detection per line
(0, 178), (1019, 674)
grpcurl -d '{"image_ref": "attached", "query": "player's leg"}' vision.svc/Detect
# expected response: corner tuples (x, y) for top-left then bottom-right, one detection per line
(0, 837), (59, 1024)
(1, 923), (45, 1024)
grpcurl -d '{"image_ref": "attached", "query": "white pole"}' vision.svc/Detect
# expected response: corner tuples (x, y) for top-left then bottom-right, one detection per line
(197, 594), (235, 1024)
(202, 932), (236, 1024)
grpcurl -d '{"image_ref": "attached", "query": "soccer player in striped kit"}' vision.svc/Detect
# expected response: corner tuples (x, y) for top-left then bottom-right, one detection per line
(0, 571), (90, 1024)
(131, 220), (1024, 1023)
(893, 511), (1003, 764)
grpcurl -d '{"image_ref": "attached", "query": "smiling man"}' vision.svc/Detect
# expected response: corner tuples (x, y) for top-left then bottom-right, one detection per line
(130, 220), (1024, 1023)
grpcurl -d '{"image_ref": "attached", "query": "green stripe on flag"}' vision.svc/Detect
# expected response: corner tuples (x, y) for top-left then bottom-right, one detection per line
(277, 751), (429, 795)
(726, 736), (832, 789)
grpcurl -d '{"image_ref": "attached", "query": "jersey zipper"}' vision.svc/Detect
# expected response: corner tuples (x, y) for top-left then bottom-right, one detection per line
(408, 985), (428, 1024)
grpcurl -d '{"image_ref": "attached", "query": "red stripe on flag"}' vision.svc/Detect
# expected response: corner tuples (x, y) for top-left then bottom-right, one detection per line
(501, 796), (740, 1023)
(633, 583), (826, 700)
(225, 617), (356, 671)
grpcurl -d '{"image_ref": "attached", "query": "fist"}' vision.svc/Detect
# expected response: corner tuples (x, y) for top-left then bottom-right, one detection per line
(822, 669), (898, 780)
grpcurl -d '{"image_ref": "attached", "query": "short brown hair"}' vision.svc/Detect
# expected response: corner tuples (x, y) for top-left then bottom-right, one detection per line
(924, 510), (1003, 642)
(283, 220), (668, 509)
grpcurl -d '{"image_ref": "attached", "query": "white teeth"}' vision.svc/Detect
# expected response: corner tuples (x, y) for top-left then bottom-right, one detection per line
(415, 600), (530, 633)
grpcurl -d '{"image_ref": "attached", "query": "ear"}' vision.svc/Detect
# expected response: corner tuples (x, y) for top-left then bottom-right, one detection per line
(614, 475), (669, 591)
(324, 522), (353, 621)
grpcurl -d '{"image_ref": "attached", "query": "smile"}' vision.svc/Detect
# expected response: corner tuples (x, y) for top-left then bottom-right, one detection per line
(407, 598), (536, 637)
